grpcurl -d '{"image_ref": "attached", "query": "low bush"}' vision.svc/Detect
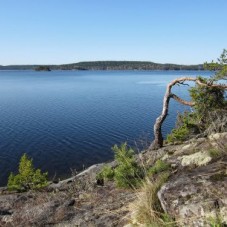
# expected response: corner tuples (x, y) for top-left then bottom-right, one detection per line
(113, 143), (144, 188)
(8, 153), (48, 192)
(166, 125), (190, 143)
(148, 159), (170, 176)
(166, 111), (200, 144)
(97, 143), (144, 188)
(96, 164), (114, 181)
(166, 72), (227, 144)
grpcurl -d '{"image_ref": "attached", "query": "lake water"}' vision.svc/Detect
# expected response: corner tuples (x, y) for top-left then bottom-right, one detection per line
(0, 70), (213, 186)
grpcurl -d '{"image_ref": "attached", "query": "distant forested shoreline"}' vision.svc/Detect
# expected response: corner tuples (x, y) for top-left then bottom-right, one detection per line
(0, 61), (204, 71)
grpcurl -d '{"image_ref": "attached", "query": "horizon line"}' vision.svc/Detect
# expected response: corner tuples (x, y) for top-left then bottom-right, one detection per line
(0, 60), (203, 67)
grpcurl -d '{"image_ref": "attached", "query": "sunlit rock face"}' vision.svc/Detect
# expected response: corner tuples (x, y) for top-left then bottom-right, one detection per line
(158, 132), (227, 226)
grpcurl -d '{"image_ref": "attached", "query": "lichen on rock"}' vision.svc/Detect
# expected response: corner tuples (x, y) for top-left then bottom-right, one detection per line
(180, 151), (212, 167)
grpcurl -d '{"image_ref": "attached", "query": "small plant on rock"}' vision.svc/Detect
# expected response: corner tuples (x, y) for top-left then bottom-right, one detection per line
(166, 111), (200, 144)
(97, 143), (144, 188)
(96, 164), (114, 181)
(209, 148), (222, 159)
(148, 159), (170, 176)
(207, 215), (224, 227)
(113, 143), (144, 188)
(8, 153), (48, 192)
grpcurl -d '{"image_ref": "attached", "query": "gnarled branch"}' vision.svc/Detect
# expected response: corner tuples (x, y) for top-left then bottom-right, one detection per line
(170, 94), (195, 106)
(150, 77), (227, 150)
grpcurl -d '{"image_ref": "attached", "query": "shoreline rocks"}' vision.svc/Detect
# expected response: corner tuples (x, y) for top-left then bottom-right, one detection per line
(0, 132), (226, 226)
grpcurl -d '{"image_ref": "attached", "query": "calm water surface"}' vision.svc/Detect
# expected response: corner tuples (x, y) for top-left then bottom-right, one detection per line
(0, 70), (213, 185)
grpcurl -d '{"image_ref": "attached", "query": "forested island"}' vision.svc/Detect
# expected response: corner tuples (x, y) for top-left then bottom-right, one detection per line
(34, 66), (51, 71)
(0, 61), (204, 71)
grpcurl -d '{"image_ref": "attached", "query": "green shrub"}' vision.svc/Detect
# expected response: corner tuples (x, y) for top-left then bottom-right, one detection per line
(189, 78), (226, 122)
(188, 76), (227, 134)
(166, 69), (227, 144)
(148, 159), (170, 176)
(167, 125), (190, 143)
(96, 164), (114, 181)
(97, 144), (170, 189)
(113, 143), (144, 188)
(8, 153), (48, 192)
(97, 143), (144, 188)
(166, 111), (201, 144)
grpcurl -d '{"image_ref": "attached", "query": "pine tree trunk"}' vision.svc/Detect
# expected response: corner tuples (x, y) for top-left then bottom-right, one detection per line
(150, 77), (196, 150)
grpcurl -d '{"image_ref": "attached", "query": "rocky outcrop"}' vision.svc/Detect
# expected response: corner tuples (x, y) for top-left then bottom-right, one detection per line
(157, 132), (227, 226)
(0, 132), (226, 226)
(158, 159), (227, 226)
(0, 164), (134, 227)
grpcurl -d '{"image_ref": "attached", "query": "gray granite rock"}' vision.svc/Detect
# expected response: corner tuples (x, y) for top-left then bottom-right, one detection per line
(158, 158), (227, 226)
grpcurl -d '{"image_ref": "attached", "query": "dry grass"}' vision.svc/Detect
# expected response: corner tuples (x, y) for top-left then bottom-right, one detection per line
(209, 133), (227, 160)
(128, 172), (175, 226)
(205, 110), (227, 136)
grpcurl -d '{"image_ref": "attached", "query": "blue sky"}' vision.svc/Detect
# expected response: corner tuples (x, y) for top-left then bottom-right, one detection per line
(0, 0), (226, 65)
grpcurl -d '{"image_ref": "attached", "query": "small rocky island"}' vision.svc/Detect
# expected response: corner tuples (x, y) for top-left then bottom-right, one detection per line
(34, 66), (51, 71)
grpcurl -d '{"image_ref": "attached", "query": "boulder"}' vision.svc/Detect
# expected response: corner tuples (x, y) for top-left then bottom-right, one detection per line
(158, 157), (227, 226)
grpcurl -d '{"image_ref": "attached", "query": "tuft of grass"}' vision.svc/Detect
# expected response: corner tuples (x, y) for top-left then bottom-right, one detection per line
(148, 160), (170, 176)
(129, 172), (176, 226)
(209, 149), (222, 159)
(207, 215), (224, 227)
(210, 172), (226, 182)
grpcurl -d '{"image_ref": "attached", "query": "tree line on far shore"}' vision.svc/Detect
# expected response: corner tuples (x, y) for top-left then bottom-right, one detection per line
(0, 61), (204, 71)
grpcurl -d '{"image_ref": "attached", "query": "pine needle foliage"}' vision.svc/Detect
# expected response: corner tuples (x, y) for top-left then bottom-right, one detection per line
(167, 50), (227, 144)
(8, 153), (48, 192)
(113, 143), (144, 188)
(97, 143), (144, 188)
